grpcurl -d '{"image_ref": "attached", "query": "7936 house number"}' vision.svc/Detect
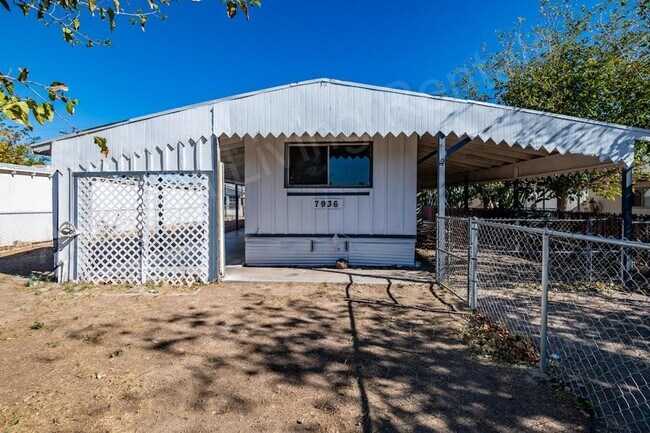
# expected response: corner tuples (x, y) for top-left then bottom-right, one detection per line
(314, 198), (342, 209)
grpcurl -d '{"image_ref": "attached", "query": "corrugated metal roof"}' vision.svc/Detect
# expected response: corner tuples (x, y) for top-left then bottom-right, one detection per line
(36, 78), (650, 166)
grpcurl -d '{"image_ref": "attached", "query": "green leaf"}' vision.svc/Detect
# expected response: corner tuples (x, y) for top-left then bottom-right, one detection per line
(88, 0), (97, 13)
(65, 99), (76, 115)
(0, 0), (10, 12)
(113, 0), (120, 11)
(226, 0), (237, 18)
(3, 100), (32, 130)
(94, 136), (109, 158)
(107, 8), (115, 31)
(72, 18), (80, 30)
(17, 68), (29, 82)
(62, 27), (74, 43)
(50, 82), (69, 92)
(1, 79), (14, 95)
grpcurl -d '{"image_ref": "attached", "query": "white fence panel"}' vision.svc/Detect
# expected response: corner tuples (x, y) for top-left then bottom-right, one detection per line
(76, 172), (212, 285)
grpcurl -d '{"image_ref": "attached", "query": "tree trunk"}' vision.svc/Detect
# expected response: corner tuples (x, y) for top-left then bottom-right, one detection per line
(557, 195), (568, 212)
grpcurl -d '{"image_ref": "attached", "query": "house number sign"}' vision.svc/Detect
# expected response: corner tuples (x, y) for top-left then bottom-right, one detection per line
(314, 197), (342, 210)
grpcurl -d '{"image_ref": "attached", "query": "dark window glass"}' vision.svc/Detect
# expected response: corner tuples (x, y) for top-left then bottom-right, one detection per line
(288, 145), (328, 186)
(329, 145), (371, 186)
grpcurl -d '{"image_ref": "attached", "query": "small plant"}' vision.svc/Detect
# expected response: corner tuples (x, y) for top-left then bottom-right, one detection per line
(460, 312), (539, 364)
(30, 321), (45, 330)
(63, 282), (89, 294)
(47, 340), (61, 348)
(26, 274), (40, 287)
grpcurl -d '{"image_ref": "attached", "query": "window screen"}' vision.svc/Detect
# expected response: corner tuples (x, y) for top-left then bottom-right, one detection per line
(288, 145), (328, 186)
(287, 143), (372, 187)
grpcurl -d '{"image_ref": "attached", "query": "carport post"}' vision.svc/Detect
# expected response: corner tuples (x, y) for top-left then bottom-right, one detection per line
(235, 184), (240, 231)
(437, 133), (447, 282)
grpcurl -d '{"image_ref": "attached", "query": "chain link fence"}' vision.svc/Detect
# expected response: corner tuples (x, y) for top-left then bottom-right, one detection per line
(0, 211), (52, 248)
(436, 217), (471, 301)
(460, 220), (650, 432)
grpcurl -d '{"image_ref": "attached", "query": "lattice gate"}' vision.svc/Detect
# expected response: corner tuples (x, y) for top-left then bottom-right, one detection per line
(75, 172), (213, 284)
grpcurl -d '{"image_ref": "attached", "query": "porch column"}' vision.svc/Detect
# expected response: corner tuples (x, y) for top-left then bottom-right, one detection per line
(211, 135), (226, 281)
(437, 134), (447, 282)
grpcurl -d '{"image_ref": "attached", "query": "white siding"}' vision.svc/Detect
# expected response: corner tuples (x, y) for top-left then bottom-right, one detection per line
(244, 134), (417, 236)
(246, 237), (415, 267)
(244, 134), (417, 266)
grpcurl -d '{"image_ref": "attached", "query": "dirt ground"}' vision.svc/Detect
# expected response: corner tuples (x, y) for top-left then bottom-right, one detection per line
(0, 249), (591, 433)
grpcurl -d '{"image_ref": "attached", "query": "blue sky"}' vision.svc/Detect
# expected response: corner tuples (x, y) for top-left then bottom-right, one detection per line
(0, 0), (591, 140)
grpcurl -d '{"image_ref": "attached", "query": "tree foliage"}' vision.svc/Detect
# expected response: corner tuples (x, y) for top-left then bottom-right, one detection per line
(0, 0), (261, 156)
(0, 114), (45, 165)
(450, 0), (650, 206)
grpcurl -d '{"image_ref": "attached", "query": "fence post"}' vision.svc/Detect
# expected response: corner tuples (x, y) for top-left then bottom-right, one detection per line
(139, 175), (147, 285)
(437, 216), (446, 283)
(587, 218), (594, 282)
(468, 218), (479, 310)
(540, 231), (550, 375)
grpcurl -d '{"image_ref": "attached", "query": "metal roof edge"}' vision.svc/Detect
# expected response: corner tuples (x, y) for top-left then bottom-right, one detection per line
(0, 162), (52, 175)
(31, 78), (650, 149)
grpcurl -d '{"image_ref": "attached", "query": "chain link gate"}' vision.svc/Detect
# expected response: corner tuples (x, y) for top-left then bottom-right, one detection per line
(436, 216), (471, 301)
(75, 172), (213, 285)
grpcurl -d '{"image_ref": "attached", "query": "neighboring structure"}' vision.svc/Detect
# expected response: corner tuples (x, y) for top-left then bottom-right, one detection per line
(0, 163), (52, 248)
(32, 79), (650, 283)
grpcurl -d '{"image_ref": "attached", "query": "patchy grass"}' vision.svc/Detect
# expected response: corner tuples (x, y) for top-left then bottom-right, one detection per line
(29, 321), (45, 330)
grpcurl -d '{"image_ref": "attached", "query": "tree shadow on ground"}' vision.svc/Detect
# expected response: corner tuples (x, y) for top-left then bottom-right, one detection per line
(110, 280), (589, 433)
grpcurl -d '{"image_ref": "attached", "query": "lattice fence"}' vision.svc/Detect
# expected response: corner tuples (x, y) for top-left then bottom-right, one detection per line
(76, 172), (211, 285)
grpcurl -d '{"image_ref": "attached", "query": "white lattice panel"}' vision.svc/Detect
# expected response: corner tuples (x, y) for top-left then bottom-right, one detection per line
(76, 173), (210, 284)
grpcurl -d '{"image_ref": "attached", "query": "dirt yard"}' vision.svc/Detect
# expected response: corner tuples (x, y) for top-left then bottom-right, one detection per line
(0, 250), (591, 432)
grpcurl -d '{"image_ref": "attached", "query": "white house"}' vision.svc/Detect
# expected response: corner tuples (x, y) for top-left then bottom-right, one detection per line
(32, 79), (650, 284)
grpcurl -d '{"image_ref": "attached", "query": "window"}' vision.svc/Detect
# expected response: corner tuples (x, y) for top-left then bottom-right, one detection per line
(287, 143), (372, 187)
(633, 188), (650, 208)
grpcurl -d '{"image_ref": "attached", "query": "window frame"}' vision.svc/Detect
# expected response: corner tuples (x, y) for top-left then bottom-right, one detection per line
(633, 187), (650, 209)
(284, 141), (373, 189)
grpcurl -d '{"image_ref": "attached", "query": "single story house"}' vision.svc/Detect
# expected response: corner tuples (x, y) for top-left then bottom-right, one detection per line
(32, 79), (650, 284)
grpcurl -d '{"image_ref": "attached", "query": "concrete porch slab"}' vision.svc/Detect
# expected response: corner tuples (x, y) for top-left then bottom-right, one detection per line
(223, 265), (434, 284)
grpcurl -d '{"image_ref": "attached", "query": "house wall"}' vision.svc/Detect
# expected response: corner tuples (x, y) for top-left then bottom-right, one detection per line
(0, 171), (52, 247)
(49, 105), (215, 281)
(244, 134), (417, 266)
(596, 195), (650, 215)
